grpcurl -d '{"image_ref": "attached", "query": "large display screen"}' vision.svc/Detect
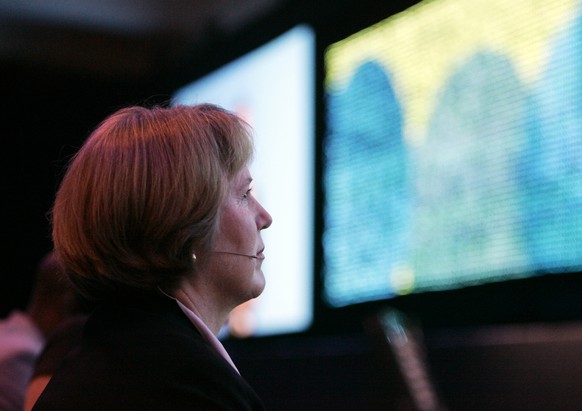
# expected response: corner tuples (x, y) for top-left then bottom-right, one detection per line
(323, 0), (582, 307)
(173, 25), (315, 336)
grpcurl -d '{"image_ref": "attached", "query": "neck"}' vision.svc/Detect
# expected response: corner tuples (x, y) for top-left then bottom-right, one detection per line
(170, 283), (229, 336)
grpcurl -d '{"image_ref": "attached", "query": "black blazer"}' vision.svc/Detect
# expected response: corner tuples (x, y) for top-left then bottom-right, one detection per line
(32, 292), (266, 411)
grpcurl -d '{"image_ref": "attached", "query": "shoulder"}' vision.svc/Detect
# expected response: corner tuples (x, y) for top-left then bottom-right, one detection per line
(32, 315), (87, 377)
(86, 295), (211, 352)
(34, 296), (265, 410)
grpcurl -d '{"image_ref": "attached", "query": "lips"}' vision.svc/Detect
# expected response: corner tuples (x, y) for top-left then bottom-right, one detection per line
(256, 247), (265, 260)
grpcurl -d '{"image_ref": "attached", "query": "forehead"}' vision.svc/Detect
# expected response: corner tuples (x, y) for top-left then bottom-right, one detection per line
(231, 166), (252, 187)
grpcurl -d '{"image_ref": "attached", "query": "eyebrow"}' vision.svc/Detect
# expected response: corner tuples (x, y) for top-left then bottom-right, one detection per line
(236, 176), (253, 190)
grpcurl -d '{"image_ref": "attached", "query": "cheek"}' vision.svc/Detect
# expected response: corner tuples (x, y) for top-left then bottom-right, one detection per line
(219, 222), (242, 251)
(219, 208), (254, 250)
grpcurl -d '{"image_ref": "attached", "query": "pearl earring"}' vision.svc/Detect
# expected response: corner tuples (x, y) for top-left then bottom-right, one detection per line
(192, 253), (197, 263)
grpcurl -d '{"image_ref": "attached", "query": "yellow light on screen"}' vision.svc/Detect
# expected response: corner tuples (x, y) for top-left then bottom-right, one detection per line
(325, 0), (578, 147)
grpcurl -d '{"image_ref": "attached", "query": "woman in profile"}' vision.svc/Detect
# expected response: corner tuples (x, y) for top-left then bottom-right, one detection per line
(32, 104), (272, 410)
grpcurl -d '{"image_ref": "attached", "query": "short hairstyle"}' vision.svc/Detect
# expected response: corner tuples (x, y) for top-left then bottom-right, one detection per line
(51, 104), (253, 301)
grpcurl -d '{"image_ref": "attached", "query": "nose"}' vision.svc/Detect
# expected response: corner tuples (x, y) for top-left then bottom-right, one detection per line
(257, 201), (272, 230)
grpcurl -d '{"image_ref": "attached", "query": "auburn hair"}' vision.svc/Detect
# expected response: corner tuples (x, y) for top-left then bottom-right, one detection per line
(51, 104), (253, 300)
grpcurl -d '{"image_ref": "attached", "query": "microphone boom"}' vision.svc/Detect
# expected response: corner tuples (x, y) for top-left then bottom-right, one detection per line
(210, 251), (258, 259)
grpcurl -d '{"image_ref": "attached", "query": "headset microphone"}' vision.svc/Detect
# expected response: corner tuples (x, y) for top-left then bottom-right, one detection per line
(210, 251), (258, 259)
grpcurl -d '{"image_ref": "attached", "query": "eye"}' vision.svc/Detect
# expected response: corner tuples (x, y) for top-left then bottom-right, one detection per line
(242, 188), (253, 200)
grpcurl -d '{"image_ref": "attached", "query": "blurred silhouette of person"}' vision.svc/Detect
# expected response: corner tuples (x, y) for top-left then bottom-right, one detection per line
(23, 313), (87, 411)
(0, 251), (81, 411)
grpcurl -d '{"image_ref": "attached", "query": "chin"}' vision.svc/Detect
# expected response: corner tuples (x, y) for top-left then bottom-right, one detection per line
(250, 272), (266, 299)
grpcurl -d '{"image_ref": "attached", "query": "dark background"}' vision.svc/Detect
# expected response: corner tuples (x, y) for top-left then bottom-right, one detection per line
(2, 1), (582, 409)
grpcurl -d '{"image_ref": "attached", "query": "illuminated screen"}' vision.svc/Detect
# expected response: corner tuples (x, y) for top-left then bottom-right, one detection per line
(323, 0), (582, 307)
(173, 25), (315, 336)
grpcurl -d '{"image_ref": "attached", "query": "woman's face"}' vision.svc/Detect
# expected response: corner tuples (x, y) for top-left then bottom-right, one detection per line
(207, 166), (272, 307)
